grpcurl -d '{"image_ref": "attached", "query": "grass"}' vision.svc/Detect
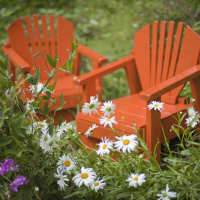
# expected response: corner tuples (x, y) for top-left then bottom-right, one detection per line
(0, 0), (199, 99)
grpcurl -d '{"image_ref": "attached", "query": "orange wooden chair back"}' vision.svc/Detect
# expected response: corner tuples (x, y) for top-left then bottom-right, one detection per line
(135, 21), (200, 104)
(6, 15), (74, 80)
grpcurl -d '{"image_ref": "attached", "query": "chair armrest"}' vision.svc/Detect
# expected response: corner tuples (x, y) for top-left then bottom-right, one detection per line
(74, 55), (135, 86)
(140, 65), (200, 101)
(78, 43), (108, 64)
(2, 43), (30, 73)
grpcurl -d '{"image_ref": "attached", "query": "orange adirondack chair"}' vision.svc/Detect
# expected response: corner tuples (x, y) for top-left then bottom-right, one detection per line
(2, 15), (107, 123)
(74, 21), (200, 163)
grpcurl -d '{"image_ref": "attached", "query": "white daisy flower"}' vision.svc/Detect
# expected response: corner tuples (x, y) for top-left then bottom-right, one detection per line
(72, 167), (97, 187)
(126, 173), (146, 188)
(29, 82), (45, 94)
(26, 99), (36, 114)
(91, 178), (106, 192)
(185, 115), (199, 128)
(82, 96), (101, 116)
(34, 120), (48, 133)
(54, 168), (69, 190)
(96, 137), (113, 156)
(147, 101), (164, 112)
(188, 107), (198, 117)
(100, 101), (116, 117)
(115, 135), (138, 153)
(85, 124), (98, 137)
(99, 116), (118, 128)
(57, 154), (76, 174)
(40, 133), (58, 152)
(56, 121), (72, 139)
(156, 184), (177, 200)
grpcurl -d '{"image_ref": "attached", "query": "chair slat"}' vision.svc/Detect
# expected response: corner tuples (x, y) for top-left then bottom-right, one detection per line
(170, 25), (200, 98)
(156, 21), (167, 85)
(150, 21), (159, 87)
(167, 22), (184, 79)
(161, 22), (175, 82)
(135, 24), (151, 90)
(24, 15), (41, 69)
(6, 17), (34, 73)
(33, 15), (49, 79)
(49, 15), (56, 58)
(57, 16), (74, 77)
(41, 15), (50, 55)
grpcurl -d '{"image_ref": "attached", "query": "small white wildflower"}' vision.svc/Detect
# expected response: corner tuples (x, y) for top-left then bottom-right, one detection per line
(115, 135), (138, 153)
(29, 82), (45, 94)
(85, 124), (98, 137)
(188, 107), (198, 117)
(96, 137), (113, 156)
(100, 101), (116, 117)
(56, 121), (72, 139)
(72, 167), (97, 187)
(148, 101), (164, 112)
(126, 173), (146, 188)
(91, 178), (106, 192)
(40, 133), (58, 152)
(156, 184), (177, 200)
(99, 116), (118, 128)
(185, 116), (199, 128)
(54, 168), (69, 190)
(26, 99), (36, 114)
(82, 96), (101, 116)
(34, 120), (48, 133)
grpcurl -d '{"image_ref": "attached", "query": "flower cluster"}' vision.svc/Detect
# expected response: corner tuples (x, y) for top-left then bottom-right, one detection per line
(0, 158), (28, 192)
(10, 175), (29, 192)
(0, 158), (18, 175)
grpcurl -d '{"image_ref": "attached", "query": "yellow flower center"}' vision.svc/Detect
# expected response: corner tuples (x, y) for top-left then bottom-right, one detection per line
(94, 182), (99, 186)
(89, 104), (95, 109)
(81, 173), (88, 179)
(133, 177), (138, 181)
(123, 139), (130, 145)
(102, 144), (107, 149)
(39, 123), (44, 127)
(107, 118), (111, 121)
(154, 104), (159, 107)
(64, 160), (71, 167)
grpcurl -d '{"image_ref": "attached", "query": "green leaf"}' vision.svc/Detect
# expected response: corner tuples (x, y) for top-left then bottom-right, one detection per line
(4, 150), (17, 155)
(49, 123), (53, 135)
(0, 59), (7, 70)
(52, 78), (57, 90)
(16, 151), (22, 157)
(43, 101), (49, 115)
(46, 174), (54, 186)
(53, 52), (58, 68)
(60, 93), (63, 106)
(58, 115), (63, 126)
(33, 69), (40, 85)
(47, 54), (55, 68)
(0, 136), (13, 147)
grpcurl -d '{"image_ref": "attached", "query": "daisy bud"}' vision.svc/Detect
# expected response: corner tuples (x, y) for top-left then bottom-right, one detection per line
(35, 186), (39, 192)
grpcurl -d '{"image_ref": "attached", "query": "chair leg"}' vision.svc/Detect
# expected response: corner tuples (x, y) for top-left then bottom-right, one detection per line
(146, 99), (162, 164)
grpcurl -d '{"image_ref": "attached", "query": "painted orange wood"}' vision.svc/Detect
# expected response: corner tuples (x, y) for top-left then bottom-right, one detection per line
(135, 24), (151, 90)
(75, 21), (200, 163)
(156, 21), (166, 85)
(150, 21), (159, 87)
(2, 15), (108, 123)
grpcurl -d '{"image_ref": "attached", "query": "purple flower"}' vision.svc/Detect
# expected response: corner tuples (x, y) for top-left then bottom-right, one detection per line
(0, 158), (18, 175)
(10, 175), (29, 192)
(5, 89), (12, 94)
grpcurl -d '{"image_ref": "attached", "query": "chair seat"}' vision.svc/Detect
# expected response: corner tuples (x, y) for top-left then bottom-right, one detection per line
(44, 75), (83, 111)
(77, 93), (191, 142)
